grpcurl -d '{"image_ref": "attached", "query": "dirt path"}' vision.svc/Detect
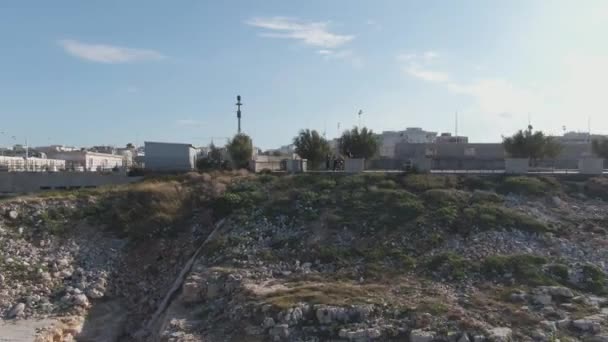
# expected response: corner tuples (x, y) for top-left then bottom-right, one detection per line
(0, 318), (57, 342)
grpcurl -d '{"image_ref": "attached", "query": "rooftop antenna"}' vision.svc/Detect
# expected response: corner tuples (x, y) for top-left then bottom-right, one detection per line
(358, 109), (363, 128)
(236, 95), (243, 134)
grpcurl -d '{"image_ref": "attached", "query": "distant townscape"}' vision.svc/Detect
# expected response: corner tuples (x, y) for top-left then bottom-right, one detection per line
(0, 127), (604, 174)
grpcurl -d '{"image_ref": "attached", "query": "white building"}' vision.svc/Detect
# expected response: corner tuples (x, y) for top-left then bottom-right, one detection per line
(0, 156), (65, 172)
(46, 151), (124, 171)
(144, 141), (199, 171)
(554, 131), (608, 145)
(435, 132), (469, 144)
(377, 127), (437, 157)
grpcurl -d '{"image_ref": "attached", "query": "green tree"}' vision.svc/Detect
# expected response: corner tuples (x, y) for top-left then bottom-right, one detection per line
(592, 139), (608, 159)
(293, 129), (330, 169)
(197, 143), (225, 171)
(227, 133), (253, 169)
(126, 143), (135, 149)
(339, 126), (378, 159)
(503, 126), (562, 165)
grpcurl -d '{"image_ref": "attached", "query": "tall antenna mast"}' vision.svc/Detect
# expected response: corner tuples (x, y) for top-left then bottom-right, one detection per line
(236, 95), (243, 134)
(358, 110), (363, 128)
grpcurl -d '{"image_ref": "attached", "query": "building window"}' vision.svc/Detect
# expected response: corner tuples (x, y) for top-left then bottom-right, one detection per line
(464, 147), (476, 156)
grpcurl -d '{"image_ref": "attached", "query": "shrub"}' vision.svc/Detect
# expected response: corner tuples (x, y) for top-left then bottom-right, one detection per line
(402, 175), (457, 192)
(585, 177), (608, 200)
(100, 181), (191, 240)
(461, 203), (548, 234)
(498, 176), (552, 196)
(377, 179), (398, 189)
(426, 252), (472, 280)
(470, 190), (503, 204)
(580, 264), (608, 294)
(212, 192), (243, 219)
(546, 263), (569, 282)
(481, 254), (552, 286)
(423, 189), (469, 207)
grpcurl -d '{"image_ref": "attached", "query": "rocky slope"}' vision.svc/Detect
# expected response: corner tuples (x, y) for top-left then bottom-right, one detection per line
(2, 173), (608, 342)
(156, 174), (608, 342)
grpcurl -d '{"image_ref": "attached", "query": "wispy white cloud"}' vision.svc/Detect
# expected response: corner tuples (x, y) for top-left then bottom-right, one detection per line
(398, 52), (447, 82)
(245, 17), (354, 48)
(318, 49), (363, 68)
(58, 39), (165, 63)
(175, 119), (205, 128)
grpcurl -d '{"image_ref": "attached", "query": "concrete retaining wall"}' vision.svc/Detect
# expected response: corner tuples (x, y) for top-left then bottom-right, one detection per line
(344, 159), (365, 173)
(578, 158), (604, 175)
(505, 158), (529, 174)
(286, 159), (307, 173)
(0, 172), (141, 193)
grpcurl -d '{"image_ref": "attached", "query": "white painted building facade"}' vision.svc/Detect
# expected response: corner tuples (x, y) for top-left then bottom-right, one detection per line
(377, 127), (437, 157)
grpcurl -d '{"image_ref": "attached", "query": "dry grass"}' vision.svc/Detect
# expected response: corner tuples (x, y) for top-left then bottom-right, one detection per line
(257, 281), (388, 309)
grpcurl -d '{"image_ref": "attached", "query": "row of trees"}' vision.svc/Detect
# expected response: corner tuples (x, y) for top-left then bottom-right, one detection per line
(503, 125), (608, 161)
(197, 133), (253, 171)
(200, 125), (608, 171)
(293, 127), (379, 168)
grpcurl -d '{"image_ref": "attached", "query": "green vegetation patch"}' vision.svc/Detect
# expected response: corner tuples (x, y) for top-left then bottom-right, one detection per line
(481, 254), (553, 286)
(497, 176), (559, 196)
(402, 174), (458, 192)
(461, 203), (548, 234)
(425, 252), (473, 281)
(580, 264), (608, 295)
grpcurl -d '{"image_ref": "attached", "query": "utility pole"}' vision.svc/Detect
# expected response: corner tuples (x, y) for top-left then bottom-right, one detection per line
(236, 95), (243, 134)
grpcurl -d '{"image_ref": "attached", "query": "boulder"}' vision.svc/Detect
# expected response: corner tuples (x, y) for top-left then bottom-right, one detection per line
(487, 327), (512, 342)
(7, 302), (25, 318)
(573, 319), (601, 333)
(269, 324), (289, 340)
(72, 294), (89, 307)
(315, 306), (348, 325)
(410, 329), (436, 342)
(263, 317), (275, 328)
(7, 210), (18, 220)
(532, 294), (553, 306)
(544, 286), (574, 299)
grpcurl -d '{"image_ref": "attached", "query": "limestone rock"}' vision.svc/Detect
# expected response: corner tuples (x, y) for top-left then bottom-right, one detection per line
(7, 210), (18, 220)
(487, 327), (512, 342)
(410, 329), (436, 342)
(269, 324), (289, 340)
(573, 319), (601, 333)
(263, 317), (275, 328)
(533, 293), (553, 306)
(72, 294), (89, 307)
(7, 302), (25, 318)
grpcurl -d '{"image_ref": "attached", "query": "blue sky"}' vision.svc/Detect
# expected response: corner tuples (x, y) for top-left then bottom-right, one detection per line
(1, 1), (607, 149)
